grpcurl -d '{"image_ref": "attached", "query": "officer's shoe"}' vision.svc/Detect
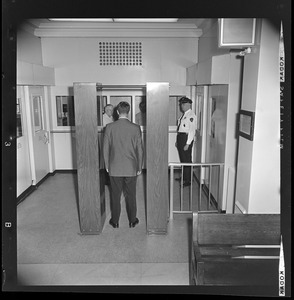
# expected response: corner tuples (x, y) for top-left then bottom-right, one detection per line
(175, 177), (182, 181)
(129, 218), (139, 228)
(182, 181), (191, 187)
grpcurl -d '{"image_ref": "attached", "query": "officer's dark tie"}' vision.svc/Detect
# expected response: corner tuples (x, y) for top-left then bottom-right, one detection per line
(177, 114), (184, 132)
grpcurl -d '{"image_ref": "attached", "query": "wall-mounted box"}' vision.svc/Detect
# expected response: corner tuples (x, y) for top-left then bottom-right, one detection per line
(218, 18), (256, 48)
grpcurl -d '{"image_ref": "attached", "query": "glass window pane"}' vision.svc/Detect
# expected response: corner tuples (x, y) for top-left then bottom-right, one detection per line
(169, 96), (183, 126)
(109, 96), (132, 121)
(134, 96), (146, 126)
(56, 96), (75, 126)
(97, 96), (107, 126)
(196, 94), (203, 132)
(16, 98), (23, 138)
(33, 96), (43, 132)
(56, 96), (63, 126)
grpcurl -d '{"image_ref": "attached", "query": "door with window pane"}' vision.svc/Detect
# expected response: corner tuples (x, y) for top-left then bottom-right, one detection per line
(17, 86), (32, 196)
(29, 86), (50, 184)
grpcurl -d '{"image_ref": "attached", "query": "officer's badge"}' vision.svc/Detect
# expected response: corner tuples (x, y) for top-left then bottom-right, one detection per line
(190, 118), (194, 122)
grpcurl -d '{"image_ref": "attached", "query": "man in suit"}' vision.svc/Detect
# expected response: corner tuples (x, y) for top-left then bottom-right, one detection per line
(103, 101), (144, 229)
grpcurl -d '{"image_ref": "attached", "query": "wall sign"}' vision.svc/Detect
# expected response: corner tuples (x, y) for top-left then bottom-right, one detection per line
(238, 110), (255, 141)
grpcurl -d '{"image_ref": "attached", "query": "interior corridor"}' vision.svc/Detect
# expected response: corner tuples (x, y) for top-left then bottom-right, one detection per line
(17, 172), (199, 286)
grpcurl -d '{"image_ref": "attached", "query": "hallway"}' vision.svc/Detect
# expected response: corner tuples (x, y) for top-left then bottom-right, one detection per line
(17, 173), (192, 285)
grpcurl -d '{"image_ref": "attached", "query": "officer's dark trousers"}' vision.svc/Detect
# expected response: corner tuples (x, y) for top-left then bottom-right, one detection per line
(109, 176), (137, 224)
(176, 133), (194, 183)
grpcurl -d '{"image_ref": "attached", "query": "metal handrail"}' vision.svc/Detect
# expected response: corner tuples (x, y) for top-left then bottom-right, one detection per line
(168, 162), (224, 219)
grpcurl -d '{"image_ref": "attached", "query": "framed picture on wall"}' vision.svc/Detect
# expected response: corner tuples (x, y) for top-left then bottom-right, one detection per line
(238, 110), (255, 141)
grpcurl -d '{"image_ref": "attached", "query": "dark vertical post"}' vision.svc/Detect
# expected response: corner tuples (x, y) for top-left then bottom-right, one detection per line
(146, 82), (169, 234)
(73, 82), (105, 234)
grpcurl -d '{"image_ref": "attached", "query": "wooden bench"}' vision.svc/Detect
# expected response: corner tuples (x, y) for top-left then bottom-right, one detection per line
(190, 212), (281, 286)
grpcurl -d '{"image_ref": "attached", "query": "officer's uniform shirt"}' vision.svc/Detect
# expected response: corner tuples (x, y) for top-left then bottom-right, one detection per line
(177, 108), (197, 145)
(103, 113), (113, 126)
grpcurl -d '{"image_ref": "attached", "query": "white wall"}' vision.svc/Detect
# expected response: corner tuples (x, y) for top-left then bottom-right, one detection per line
(197, 20), (229, 68)
(17, 27), (55, 196)
(248, 19), (280, 213)
(17, 60), (55, 86)
(17, 28), (55, 85)
(41, 37), (198, 85)
(17, 86), (32, 196)
(17, 28), (43, 65)
(235, 19), (281, 213)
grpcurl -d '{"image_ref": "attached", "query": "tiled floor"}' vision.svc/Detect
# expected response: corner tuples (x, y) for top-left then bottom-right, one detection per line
(17, 173), (193, 286)
(18, 262), (189, 286)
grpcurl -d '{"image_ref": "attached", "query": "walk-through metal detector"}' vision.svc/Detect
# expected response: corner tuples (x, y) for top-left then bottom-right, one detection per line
(73, 82), (169, 235)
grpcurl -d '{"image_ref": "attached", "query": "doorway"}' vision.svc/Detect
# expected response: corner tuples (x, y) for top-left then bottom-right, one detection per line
(28, 86), (50, 184)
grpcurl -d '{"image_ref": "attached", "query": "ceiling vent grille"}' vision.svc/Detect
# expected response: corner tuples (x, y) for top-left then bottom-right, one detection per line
(99, 41), (142, 66)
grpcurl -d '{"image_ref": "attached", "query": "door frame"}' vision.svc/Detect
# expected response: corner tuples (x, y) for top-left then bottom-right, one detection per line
(24, 85), (52, 185)
(43, 86), (54, 173)
(17, 86), (33, 195)
(24, 86), (36, 185)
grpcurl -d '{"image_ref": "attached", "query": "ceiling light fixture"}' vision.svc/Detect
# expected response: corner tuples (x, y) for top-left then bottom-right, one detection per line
(113, 18), (178, 22)
(48, 18), (114, 22)
(48, 18), (179, 23)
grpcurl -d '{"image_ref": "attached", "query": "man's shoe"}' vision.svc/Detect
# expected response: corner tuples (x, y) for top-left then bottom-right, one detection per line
(109, 219), (119, 228)
(182, 181), (191, 187)
(175, 177), (182, 181)
(129, 218), (139, 228)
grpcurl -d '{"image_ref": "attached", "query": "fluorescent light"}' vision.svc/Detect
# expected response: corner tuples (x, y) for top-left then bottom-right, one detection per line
(113, 18), (178, 22)
(48, 18), (114, 22)
(48, 18), (179, 23)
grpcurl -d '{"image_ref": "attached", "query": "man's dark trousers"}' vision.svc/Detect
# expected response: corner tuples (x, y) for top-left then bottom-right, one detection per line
(109, 176), (137, 224)
(176, 133), (194, 183)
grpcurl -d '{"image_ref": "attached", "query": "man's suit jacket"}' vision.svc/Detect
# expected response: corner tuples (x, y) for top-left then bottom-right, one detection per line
(103, 118), (144, 177)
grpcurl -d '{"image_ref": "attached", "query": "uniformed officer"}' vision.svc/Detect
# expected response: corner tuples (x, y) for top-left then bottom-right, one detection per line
(175, 97), (197, 186)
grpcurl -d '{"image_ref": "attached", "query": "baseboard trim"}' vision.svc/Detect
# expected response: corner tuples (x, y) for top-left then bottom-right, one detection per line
(17, 185), (37, 205)
(17, 172), (54, 205)
(37, 172), (55, 186)
(235, 200), (247, 214)
(54, 169), (77, 174)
